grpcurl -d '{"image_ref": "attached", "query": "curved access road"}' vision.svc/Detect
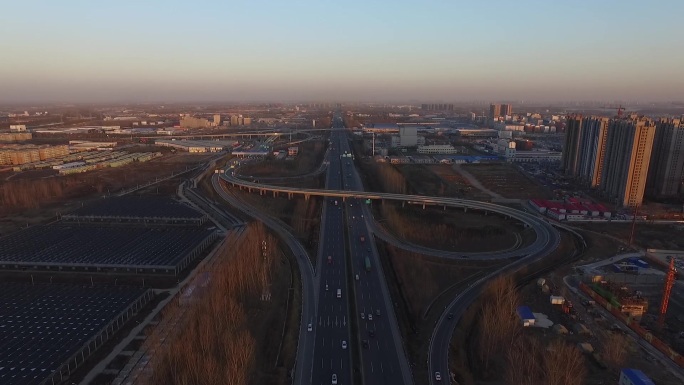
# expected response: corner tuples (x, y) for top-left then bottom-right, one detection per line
(427, 218), (560, 385)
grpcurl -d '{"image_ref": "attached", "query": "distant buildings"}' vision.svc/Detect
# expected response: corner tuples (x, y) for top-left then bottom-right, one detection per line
(421, 103), (454, 111)
(489, 103), (512, 119)
(288, 147), (299, 156)
(213, 114), (221, 126)
(417, 145), (459, 154)
(9, 124), (27, 132)
(0, 132), (32, 142)
(0, 145), (70, 166)
(399, 126), (417, 147)
(180, 116), (211, 129)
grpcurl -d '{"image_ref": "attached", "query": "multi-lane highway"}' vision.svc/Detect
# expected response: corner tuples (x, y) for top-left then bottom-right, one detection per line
(337, 130), (414, 385)
(310, 123), (352, 385)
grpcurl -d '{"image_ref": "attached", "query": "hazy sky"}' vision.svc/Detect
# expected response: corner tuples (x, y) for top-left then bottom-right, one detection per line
(1, 0), (683, 103)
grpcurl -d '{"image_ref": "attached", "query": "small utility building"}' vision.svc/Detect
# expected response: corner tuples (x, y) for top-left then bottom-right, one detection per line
(516, 306), (535, 327)
(619, 369), (654, 385)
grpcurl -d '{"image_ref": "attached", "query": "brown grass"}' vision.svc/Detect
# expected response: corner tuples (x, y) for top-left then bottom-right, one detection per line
(378, 202), (517, 252)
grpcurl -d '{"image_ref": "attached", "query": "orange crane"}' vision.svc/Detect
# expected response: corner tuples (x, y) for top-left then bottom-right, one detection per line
(659, 257), (677, 328)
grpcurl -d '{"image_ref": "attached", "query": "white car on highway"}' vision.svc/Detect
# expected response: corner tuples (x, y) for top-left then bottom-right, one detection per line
(368, 314), (373, 321)
(307, 323), (312, 332)
(341, 340), (347, 349)
(332, 374), (338, 384)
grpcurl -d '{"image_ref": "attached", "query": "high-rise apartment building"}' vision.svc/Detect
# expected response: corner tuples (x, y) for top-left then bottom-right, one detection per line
(489, 103), (512, 119)
(578, 116), (609, 187)
(489, 104), (501, 119)
(600, 117), (656, 207)
(500, 104), (512, 117)
(647, 118), (684, 198)
(563, 115), (656, 206)
(562, 115), (583, 176)
(213, 114), (221, 126)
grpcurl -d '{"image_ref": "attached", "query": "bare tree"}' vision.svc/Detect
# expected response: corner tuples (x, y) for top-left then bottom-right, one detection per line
(544, 339), (587, 385)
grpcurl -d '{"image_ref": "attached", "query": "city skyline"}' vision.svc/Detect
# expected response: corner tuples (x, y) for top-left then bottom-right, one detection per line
(1, 0), (683, 103)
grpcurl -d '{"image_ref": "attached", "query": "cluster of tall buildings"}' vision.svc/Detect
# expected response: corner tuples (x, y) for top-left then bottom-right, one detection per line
(562, 115), (683, 206)
(490, 103), (513, 119)
(179, 114), (252, 129)
(421, 103), (454, 111)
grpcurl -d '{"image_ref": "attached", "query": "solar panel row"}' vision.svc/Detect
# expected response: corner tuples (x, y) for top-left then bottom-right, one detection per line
(67, 196), (204, 220)
(0, 224), (215, 268)
(0, 283), (150, 385)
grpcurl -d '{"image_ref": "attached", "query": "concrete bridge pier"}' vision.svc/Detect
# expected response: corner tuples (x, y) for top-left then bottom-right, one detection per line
(422, 203), (426, 210)
(273, 191), (277, 198)
(305, 194), (310, 201)
(464, 207), (468, 213)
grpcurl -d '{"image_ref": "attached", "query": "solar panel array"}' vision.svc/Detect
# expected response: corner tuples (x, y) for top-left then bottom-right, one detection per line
(0, 283), (148, 385)
(0, 224), (215, 268)
(66, 196), (204, 220)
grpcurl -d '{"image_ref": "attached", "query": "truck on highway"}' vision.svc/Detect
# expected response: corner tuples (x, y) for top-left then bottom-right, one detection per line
(336, 289), (342, 298)
(364, 256), (371, 272)
(327, 255), (332, 265)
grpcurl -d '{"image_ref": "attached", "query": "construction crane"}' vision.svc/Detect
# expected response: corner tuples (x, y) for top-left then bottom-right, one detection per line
(659, 257), (677, 329)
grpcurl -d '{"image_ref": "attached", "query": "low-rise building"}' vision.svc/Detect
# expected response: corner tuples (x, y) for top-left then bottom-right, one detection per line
(417, 144), (459, 154)
(619, 368), (655, 385)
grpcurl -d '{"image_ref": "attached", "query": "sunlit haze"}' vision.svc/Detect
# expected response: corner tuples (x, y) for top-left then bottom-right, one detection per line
(1, 0), (683, 103)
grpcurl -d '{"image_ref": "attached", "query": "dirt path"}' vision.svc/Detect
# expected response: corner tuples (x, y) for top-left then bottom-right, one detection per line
(452, 164), (502, 199)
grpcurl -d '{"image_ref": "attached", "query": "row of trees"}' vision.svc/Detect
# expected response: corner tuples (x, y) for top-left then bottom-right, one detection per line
(477, 276), (587, 385)
(147, 222), (277, 385)
(374, 163), (407, 194)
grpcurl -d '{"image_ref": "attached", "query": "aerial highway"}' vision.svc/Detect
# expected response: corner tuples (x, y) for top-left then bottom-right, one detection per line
(310, 124), (353, 385)
(336, 128), (414, 385)
(218, 121), (560, 385)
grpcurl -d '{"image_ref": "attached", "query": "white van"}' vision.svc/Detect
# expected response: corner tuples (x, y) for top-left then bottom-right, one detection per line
(336, 289), (341, 298)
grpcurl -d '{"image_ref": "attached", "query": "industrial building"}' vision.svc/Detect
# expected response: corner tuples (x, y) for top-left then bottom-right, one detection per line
(399, 126), (417, 147)
(417, 144), (459, 154)
(455, 128), (498, 138)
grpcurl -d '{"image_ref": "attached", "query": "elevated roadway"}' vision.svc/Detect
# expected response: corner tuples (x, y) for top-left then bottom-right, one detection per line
(218, 129), (561, 385)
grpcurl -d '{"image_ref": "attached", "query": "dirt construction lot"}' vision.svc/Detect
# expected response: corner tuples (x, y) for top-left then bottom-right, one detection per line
(461, 163), (553, 199)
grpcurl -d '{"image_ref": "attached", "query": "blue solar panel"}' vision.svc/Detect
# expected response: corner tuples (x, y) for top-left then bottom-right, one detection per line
(0, 283), (148, 385)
